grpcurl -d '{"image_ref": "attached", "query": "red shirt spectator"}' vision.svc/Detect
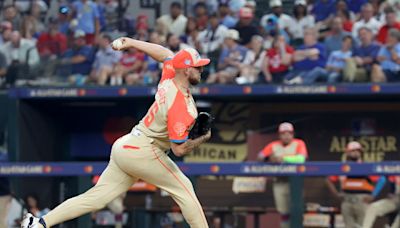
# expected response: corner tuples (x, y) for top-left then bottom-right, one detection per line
(37, 20), (67, 56)
(119, 49), (145, 72)
(265, 45), (294, 73)
(376, 7), (400, 44)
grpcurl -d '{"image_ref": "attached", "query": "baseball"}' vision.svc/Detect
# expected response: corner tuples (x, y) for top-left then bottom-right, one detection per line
(112, 39), (123, 50)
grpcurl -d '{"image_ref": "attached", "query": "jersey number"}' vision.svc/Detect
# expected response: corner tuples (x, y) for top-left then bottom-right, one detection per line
(144, 102), (159, 127)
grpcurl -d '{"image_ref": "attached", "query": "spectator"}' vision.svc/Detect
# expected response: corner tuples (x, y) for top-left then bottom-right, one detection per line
(2, 5), (21, 31)
(326, 141), (384, 228)
(166, 33), (189, 54)
(306, 35), (353, 83)
(337, 9), (354, 33)
(193, 2), (208, 31)
(111, 48), (145, 86)
(58, 30), (93, 84)
(260, 0), (292, 36)
(181, 17), (199, 49)
(206, 29), (247, 84)
(324, 17), (351, 55)
(236, 35), (265, 84)
(288, 0), (315, 47)
(371, 29), (400, 82)
(262, 35), (294, 84)
(352, 3), (382, 38)
(71, 0), (100, 45)
(335, 0), (356, 20)
(20, 16), (38, 41)
(234, 7), (259, 46)
(89, 34), (121, 85)
(0, 22), (13, 45)
(347, 0), (369, 14)
(37, 19), (67, 58)
(284, 28), (327, 84)
(257, 122), (308, 228)
(343, 27), (381, 82)
(197, 13), (228, 62)
(156, 2), (188, 37)
(376, 7), (400, 44)
(1, 31), (40, 85)
(0, 178), (11, 228)
(57, 5), (71, 35)
(25, 1), (46, 37)
(134, 20), (149, 42)
(24, 194), (50, 218)
(218, 2), (237, 29)
(311, 0), (335, 24)
(97, 0), (119, 32)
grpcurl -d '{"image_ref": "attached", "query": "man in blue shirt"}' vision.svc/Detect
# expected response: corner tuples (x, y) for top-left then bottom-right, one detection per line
(343, 27), (381, 82)
(284, 28), (327, 84)
(72, 0), (100, 45)
(371, 29), (400, 82)
(58, 30), (94, 85)
(206, 29), (248, 84)
(324, 17), (352, 55)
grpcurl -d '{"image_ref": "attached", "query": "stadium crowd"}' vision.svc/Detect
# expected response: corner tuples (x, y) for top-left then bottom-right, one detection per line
(0, 0), (399, 87)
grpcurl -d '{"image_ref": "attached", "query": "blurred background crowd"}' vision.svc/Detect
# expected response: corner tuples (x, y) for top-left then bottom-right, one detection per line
(0, 0), (400, 87)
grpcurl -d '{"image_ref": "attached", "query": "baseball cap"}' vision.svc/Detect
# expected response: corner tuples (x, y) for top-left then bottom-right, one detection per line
(172, 48), (210, 69)
(225, 29), (240, 41)
(270, 0), (282, 7)
(346, 141), (362, 152)
(278, 122), (294, 133)
(239, 7), (254, 19)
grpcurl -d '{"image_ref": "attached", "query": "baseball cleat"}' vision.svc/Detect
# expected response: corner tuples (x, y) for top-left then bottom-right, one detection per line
(21, 213), (40, 228)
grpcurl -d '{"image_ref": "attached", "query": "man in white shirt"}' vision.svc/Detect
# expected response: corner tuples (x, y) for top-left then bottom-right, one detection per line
(197, 13), (228, 57)
(352, 3), (382, 37)
(260, 0), (292, 34)
(156, 2), (188, 37)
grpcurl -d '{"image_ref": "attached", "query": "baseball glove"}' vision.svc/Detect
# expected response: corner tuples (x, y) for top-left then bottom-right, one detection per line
(189, 112), (214, 139)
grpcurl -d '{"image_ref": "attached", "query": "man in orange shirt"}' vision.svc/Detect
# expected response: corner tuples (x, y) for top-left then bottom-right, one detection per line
(22, 38), (211, 228)
(258, 122), (308, 228)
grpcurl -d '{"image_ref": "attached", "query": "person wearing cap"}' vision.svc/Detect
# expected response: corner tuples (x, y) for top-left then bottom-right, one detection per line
(257, 122), (308, 228)
(234, 7), (259, 46)
(326, 141), (386, 228)
(206, 29), (248, 84)
(22, 37), (211, 228)
(57, 30), (94, 84)
(156, 2), (188, 37)
(371, 28), (400, 82)
(288, 0), (315, 46)
(260, 0), (292, 36)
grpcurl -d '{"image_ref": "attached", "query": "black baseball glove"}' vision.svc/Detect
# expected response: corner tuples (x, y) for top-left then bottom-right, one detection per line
(189, 112), (214, 139)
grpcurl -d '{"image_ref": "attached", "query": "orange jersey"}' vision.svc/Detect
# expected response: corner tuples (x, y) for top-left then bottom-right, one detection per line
(329, 175), (378, 193)
(136, 58), (197, 150)
(260, 139), (308, 159)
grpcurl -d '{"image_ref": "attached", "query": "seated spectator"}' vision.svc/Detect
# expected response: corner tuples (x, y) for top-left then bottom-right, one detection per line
(193, 2), (209, 31)
(311, 0), (336, 28)
(206, 29), (248, 84)
(218, 2), (237, 29)
(288, 0), (315, 47)
(260, 0), (292, 36)
(337, 9), (354, 33)
(89, 34), (121, 85)
(306, 35), (353, 83)
(135, 14), (149, 41)
(234, 7), (259, 46)
(156, 2), (187, 37)
(324, 17), (351, 55)
(334, 0), (356, 21)
(37, 19), (67, 58)
(1, 31), (40, 85)
(0, 22), (13, 45)
(20, 16), (37, 41)
(262, 35), (294, 84)
(166, 33), (190, 53)
(371, 29), (400, 82)
(25, 1), (46, 37)
(71, 0), (100, 45)
(236, 35), (265, 84)
(376, 7), (400, 44)
(181, 17), (199, 49)
(111, 48), (145, 86)
(284, 28), (327, 84)
(352, 3), (382, 38)
(2, 5), (21, 31)
(262, 15), (290, 49)
(58, 30), (94, 84)
(343, 27), (380, 82)
(197, 13), (228, 60)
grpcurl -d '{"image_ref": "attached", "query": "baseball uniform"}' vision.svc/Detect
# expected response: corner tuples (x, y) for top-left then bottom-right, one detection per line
(41, 58), (208, 228)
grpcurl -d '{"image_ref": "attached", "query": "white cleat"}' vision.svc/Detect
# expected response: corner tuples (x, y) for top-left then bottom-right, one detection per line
(21, 213), (40, 228)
